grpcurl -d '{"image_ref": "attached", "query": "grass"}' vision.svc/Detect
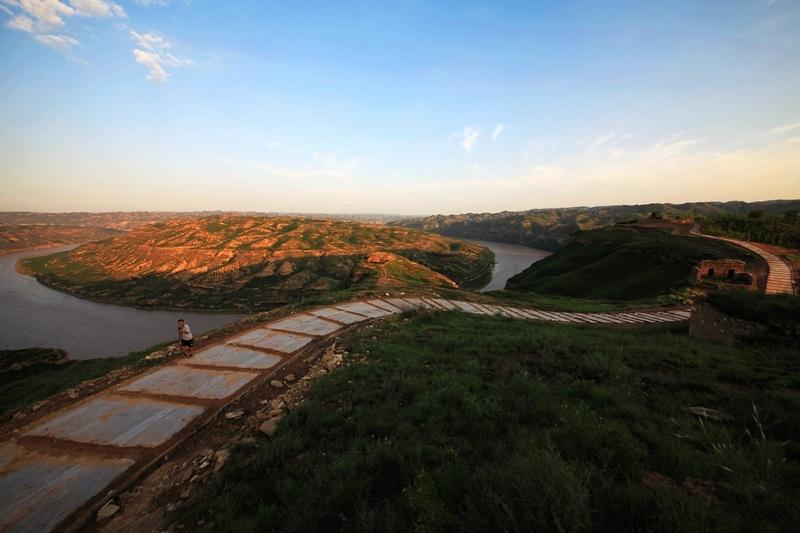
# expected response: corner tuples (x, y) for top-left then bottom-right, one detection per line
(190, 312), (800, 532)
(483, 289), (686, 312)
(0, 344), (170, 418)
(705, 292), (800, 339)
(506, 227), (757, 301)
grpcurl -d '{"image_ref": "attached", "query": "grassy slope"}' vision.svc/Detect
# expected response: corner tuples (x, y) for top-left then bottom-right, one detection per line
(192, 312), (800, 533)
(506, 227), (756, 301)
(0, 346), (167, 418)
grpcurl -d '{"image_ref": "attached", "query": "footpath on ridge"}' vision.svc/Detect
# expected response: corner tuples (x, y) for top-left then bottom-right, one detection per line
(0, 297), (691, 533)
(691, 229), (796, 294)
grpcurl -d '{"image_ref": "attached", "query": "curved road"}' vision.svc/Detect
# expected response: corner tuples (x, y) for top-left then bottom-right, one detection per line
(0, 297), (691, 532)
(691, 229), (795, 294)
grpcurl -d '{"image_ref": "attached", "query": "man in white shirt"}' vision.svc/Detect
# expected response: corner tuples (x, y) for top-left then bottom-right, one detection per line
(177, 319), (194, 358)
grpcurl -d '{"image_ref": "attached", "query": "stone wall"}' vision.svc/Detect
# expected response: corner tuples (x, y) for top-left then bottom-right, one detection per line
(689, 301), (767, 345)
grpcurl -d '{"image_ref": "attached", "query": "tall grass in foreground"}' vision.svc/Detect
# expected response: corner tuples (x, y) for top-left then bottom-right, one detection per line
(194, 312), (800, 532)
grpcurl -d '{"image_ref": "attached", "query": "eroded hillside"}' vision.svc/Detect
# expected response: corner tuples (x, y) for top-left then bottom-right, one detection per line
(22, 215), (493, 310)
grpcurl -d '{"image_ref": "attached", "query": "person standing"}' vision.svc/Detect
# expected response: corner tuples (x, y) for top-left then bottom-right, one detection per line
(177, 319), (194, 358)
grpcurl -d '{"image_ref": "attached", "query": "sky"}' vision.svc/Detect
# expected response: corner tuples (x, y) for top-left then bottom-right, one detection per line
(0, 1), (799, 216)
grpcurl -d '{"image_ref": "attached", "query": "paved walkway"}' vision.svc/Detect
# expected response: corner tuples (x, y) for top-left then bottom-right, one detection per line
(692, 230), (796, 294)
(0, 297), (691, 532)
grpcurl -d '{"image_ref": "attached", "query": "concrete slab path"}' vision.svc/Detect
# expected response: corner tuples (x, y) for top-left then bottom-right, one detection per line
(0, 297), (691, 532)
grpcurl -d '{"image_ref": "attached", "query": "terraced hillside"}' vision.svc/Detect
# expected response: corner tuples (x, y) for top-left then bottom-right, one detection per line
(0, 225), (122, 253)
(505, 226), (761, 300)
(21, 216), (493, 310)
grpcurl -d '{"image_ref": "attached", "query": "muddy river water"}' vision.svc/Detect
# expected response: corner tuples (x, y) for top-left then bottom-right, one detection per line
(0, 240), (547, 359)
(0, 246), (245, 360)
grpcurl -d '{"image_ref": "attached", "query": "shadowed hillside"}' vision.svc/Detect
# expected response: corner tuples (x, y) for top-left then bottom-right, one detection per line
(21, 215), (493, 310)
(394, 200), (800, 251)
(505, 227), (760, 300)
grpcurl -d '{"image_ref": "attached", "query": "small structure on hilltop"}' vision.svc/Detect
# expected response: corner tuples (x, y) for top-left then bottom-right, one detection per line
(691, 259), (754, 288)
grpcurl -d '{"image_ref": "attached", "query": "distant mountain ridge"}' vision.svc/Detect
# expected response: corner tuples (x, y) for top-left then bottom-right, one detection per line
(392, 200), (800, 251)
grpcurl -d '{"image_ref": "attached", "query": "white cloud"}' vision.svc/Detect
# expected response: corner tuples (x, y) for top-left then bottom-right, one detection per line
(34, 32), (78, 50)
(770, 121), (800, 134)
(70, 0), (125, 18)
(130, 29), (171, 50)
(491, 123), (504, 141)
(2, 0), (124, 61)
(452, 126), (480, 153)
(128, 28), (192, 82)
(133, 48), (167, 81)
(6, 14), (34, 31)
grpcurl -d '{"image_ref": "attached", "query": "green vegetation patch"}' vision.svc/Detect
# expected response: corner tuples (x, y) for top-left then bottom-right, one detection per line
(700, 211), (800, 249)
(506, 227), (756, 300)
(706, 291), (800, 339)
(0, 345), (167, 418)
(192, 312), (800, 532)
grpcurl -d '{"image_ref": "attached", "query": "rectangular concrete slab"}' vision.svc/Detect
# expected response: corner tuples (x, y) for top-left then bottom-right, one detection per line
(229, 328), (313, 353)
(310, 307), (369, 325)
(451, 301), (485, 314)
(335, 301), (393, 318)
(383, 298), (418, 311)
(368, 299), (403, 313)
(118, 366), (257, 400)
(0, 456), (133, 533)
(184, 344), (281, 370)
(402, 297), (435, 309)
(431, 299), (458, 310)
(23, 396), (204, 448)
(269, 314), (341, 336)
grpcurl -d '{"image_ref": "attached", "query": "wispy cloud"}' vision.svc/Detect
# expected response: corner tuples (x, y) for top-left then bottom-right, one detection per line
(2, 0), (124, 60)
(491, 123), (504, 141)
(126, 27), (192, 82)
(222, 146), (362, 182)
(452, 126), (480, 153)
(770, 121), (800, 134)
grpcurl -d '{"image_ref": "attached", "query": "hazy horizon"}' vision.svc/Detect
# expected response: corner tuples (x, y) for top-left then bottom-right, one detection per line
(2, 1), (799, 214)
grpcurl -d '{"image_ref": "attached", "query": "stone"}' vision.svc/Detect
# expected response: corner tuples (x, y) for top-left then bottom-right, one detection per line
(259, 419), (279, 437)
(198, 460), (210, 470)
(237, 437), (257, 447)
(284, 374), (296, 382)
(224, 410), (245, 420)
(213, 449), (230, 473)
(180, 487), (192, 499)
(97, 502), (120, 521)
(270, 380), (284, 389)
(270, 399), (285, 410)
(166, 503), (179, 513)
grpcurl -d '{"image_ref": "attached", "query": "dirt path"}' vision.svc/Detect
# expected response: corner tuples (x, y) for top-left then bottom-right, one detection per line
(0, 297), (691, 532)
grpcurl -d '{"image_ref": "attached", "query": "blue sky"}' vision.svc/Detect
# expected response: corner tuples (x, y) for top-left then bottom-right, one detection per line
(1, 0), (799, 215)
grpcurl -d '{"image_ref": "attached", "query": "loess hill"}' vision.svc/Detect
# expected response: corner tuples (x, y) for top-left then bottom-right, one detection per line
(0, 225), (122, 253)
(21, 215), (493, 310)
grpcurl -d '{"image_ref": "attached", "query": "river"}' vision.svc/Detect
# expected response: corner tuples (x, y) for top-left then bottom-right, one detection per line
(0, 246), (246, 360)
(469, 240), (551, 292)
(0, 241), (546, 359)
